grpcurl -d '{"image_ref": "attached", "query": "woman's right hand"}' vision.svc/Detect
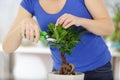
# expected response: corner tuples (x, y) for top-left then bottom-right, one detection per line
(20, 18), (40, 43)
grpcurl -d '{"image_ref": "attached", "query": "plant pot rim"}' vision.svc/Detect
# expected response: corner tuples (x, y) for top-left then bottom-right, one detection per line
(49, 71), (84, 76)
(48, 71), (84, 80)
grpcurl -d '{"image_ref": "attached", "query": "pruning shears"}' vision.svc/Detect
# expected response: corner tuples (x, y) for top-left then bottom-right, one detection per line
(39, 31), (56, 42)
(20, 31), (56, 42)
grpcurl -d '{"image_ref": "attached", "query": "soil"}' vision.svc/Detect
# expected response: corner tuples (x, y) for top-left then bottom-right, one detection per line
(59, 53), (75, 75)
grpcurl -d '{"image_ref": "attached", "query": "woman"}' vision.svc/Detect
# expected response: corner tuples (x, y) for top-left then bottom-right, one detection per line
(3, 0), (114, 80)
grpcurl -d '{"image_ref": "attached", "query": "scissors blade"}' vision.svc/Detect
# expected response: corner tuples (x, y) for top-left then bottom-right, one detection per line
(45, 35), (57, 42)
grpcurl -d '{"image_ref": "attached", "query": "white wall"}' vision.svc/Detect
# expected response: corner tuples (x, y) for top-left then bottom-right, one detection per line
(0, 0), (21, 42)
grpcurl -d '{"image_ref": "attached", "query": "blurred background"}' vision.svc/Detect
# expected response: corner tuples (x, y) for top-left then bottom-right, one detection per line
(0, 0), (120, 80)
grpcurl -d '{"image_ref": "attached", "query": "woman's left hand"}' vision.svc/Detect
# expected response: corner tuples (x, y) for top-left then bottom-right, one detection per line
(55, 13), (81, 28)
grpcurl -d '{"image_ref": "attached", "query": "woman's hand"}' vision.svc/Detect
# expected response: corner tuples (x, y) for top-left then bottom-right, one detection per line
(20, 18), (40, 43)
(56, 13), (81, 28)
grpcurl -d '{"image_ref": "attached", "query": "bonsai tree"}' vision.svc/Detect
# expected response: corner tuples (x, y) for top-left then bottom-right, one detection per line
(20, 23), (85, 75)
(40, 23), (85, 75)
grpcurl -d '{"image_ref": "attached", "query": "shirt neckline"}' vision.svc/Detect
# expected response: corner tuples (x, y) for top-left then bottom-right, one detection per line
(37, 0), (68, 15)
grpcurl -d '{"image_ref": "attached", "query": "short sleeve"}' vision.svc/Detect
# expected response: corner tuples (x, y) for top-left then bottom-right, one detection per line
(20, 0), (34, 15)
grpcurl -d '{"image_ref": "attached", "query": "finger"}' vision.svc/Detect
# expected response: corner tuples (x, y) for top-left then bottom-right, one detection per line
(64, 22), (74, 29)
(25, 24), (30, 40)
(21, 26), (25, 38)
(20, 21), (26, 38)
(58, 17), (68, 26)
(29, 27), (34, 42)
(34, 26), (40, 43)
(56, 17), (65, 26)
(55, 13), (68, 26)
(62, 18), (72, 27)
(55, 18), (60, 26)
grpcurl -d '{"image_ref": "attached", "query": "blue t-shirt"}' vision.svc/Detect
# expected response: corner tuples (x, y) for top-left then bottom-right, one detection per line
(20, 0), (111, 72)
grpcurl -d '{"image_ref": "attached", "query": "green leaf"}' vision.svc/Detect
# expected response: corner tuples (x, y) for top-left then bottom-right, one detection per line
(59, 30), (68, 41)
(40, 31), (47, 36)
(48, 23), (55, 31)
(46, 23), (86, 56)
(40, 36), (45, 41)
(53, 28), (59, 41)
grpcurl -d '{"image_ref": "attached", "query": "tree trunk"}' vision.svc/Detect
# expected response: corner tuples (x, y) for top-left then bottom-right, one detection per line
(59, 53), (75, 75)
(61, 53), (67, 64)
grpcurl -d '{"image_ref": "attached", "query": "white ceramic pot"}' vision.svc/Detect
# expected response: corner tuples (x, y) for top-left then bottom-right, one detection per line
(48, 71), (84, 80)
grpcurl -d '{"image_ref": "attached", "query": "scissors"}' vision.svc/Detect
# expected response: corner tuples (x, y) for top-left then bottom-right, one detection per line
(20, 31), (56, 43)
(40, 31), (57, 42)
